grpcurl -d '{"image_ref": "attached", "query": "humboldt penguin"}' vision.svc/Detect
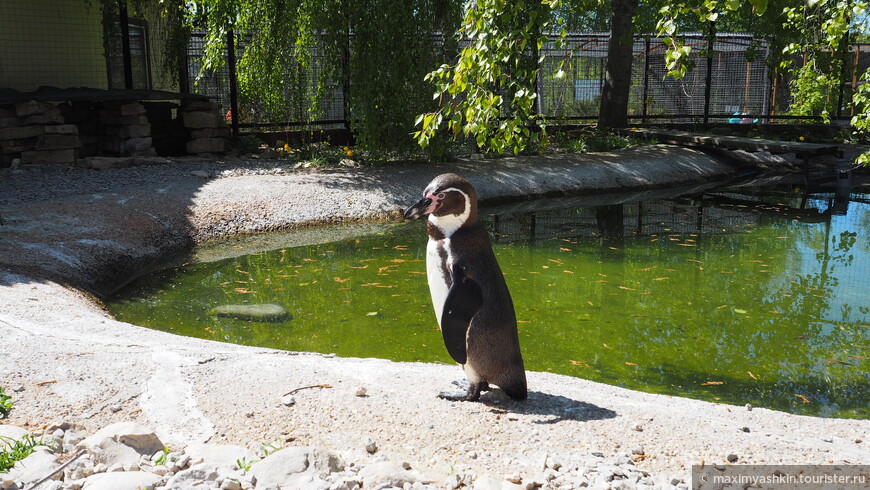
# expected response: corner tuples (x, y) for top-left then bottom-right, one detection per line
(404, 173), (527, 401)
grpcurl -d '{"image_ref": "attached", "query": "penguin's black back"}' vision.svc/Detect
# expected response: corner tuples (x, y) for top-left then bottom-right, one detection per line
(448, 221), (527, 400)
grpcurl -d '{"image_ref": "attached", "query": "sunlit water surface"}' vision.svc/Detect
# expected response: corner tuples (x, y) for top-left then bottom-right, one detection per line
(108, 184), (870, 418)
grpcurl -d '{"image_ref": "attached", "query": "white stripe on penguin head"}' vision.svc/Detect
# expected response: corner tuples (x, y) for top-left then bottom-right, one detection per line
(428, 187), (471, 238)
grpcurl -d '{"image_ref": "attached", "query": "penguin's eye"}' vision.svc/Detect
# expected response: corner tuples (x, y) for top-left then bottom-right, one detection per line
(437, 192), (446, 200)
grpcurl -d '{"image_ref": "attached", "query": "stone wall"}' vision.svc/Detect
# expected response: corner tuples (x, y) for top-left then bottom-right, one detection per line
(0, 100), (82, 165)
(0, 97), (229, 167)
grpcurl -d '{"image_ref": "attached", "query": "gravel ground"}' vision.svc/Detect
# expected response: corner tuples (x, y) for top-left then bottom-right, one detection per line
(1, 147), (868, 489)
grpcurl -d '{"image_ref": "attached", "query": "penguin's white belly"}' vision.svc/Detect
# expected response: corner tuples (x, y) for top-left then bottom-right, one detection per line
(426, 238), (451, 327)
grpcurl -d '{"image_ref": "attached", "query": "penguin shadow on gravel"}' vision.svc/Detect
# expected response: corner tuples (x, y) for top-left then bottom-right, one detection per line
(441, 380), (618, 425)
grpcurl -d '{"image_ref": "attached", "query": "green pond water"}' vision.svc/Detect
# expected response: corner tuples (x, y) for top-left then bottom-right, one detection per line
(108, 183), (870, 419)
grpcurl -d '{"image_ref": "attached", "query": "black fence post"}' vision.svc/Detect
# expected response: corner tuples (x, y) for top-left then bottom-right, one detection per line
(642, 36), (650, 124)
(226, 26), (240, 138)
(703, 19), (716, 125)
(118, 0), (133, 89)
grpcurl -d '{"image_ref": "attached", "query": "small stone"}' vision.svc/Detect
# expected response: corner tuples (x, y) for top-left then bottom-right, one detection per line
(191, 170), (211, 178)
(355, 387), (367, 397)
(12, 386), (24, 392)
(727, 454), (739, 463)
(282, 395), (296, 407)
(467, 450), (478, 460)
(358, 461), (417, 489)
(745, 403), (753, 411)
(545, 457), (561, 470)
(110, 405), (122, 413)
(504, 473), (522, 484)
(741, 427), (750, 433)
(365, 438), (378, 454)
(591, 451), (605, 458)
(444, 474), (461, 490)
(670, 477), (682, 485)
(631, 447), (645, 455)
(176, 454), (191, 468)
(221, 479), (243, 490)
(631, 424), (643, 432)
(212, 303), (289, 321)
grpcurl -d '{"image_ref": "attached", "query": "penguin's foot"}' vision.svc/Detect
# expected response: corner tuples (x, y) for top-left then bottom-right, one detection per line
(451, 379), (490, 392)
(439, 381), (489, 402)
(437, 390), (470, 401)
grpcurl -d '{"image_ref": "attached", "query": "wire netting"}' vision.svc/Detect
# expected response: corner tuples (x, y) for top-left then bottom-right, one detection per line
(187, 31), (869, 128)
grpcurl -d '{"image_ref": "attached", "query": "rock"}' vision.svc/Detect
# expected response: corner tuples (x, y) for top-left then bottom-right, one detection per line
(364, 438), (377, 454)
(249, 447), (343, 488)
(78, 422), (164, 460)
(9, 447), (59, 485)
(0, 125), (43, 140)
(15, 100), (56, 117)
(77, 157), (119, 170)
(190, 170), (211, 178)
(471, 474), (502, 490)
(726, 454), (739, 463)
(504, 473), (522, 484)
(23, 111), (64, 125)
(211, 303), (290, 322)
(745, 403), (752, 411)
(43, 124), (79, 135)
(444, 473), (461, 489)
(164, 463), (221, 488)
(64, 430), (85, 446)
(184, 443), (256, 468)
(80, 471), (160, 490)
(221, 478), (243, 490)
(545, 456), (561, 470)
(282, 394), (297, 407)
(0, 425), (30, 447)
(355, 387), (367, 397)
(358, 462), (418, 489)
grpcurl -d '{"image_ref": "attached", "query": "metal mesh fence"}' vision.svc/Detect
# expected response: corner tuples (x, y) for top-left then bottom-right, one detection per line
(539, 34), (773, 122)
(0, 0), (109, 91)
(185, 31), (869, 129)
(186, 30), (345, 129)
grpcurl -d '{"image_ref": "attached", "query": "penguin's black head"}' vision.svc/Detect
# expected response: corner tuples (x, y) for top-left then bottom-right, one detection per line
(404, 173), (478, 236)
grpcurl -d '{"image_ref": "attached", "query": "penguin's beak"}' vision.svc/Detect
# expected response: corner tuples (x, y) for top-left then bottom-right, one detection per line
(404, 197), (433, 220)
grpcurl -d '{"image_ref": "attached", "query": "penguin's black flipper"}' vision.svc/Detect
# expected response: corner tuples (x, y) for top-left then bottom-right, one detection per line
(441, 265), (482, 365)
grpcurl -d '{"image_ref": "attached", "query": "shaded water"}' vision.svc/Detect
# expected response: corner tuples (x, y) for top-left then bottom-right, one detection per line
(108, 183), (870, 418)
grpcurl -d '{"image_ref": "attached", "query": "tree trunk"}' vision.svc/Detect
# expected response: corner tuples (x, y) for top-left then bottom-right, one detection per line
(597, 0), (638, 128)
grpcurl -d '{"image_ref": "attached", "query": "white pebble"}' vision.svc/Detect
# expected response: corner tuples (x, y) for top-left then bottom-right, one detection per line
(282, 394), (297, 406)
